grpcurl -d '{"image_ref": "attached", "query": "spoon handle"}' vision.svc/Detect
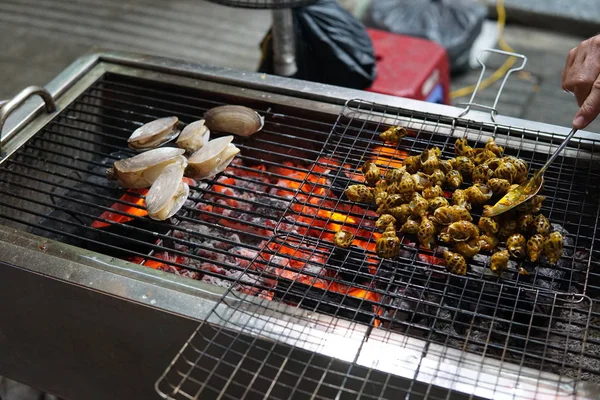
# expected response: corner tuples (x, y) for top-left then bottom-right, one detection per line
(538, 127), (578, 175)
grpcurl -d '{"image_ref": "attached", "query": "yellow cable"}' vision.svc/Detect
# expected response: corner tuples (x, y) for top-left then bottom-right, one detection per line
(450, 0), (515, 99)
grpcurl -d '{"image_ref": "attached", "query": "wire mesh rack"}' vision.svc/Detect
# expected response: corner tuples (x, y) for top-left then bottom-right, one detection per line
(0, 74), (600, 399)
(156, 99), (600, 399)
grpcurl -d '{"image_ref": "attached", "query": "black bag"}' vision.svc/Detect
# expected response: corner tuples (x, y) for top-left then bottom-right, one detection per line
(258, 0), (377, 90)
(364, 0), (487, 74)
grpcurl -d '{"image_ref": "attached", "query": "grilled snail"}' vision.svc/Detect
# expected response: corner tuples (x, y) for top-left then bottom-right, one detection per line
(403, 155), (421, 174)
(417, 215), (437, 249)
(439, 159), (454, 174)
(472, 149), (496, 165)
(472, 164), (494, 184)
(464, 184), (492, 204)
(497, 216), (518, 240)
(428, 196), (450, 212)
(543, 231), (564, 265)
(409, 192), (429, 216)
(527, 234), (545, 262)
(455, 156), (475, 176)
(374, 181), (388, 206)
(376, 214), (397, 231)
(490, 250), (509, 273)
(485, 138), (504, 157)
(506, 233), (527, 259)
(385, 167), (406, 183)
(479, 234), (499, 252)
(446, 170), (463, 190)
(388, 204), (412, 224)
(432, 205), (472, 225)
(334, 229), (355, 248)
(429, 169), (446, 186)
(380, 125), (408, 143)
(494, 161), (517, 183)
(411, 172), (432, 191)
(377, 193), (409, 214)
(376, 224), (401, 258)
(361, 161), (381, 187)
(400, 218), (421, 235)
(534, 214), (551, 235)
(487, 178), (511, 195)
(454, 138), (474, 158)
(517, 214), (534, 233)
(443, 250), (467, 275)
(345, 184), (375, 204)
(422, 185), (443, 200)
(478, 216), (498, 235)
(516, 195), (546, 214)
(397, 172), (416, 193)
(451, 189), (470, 210)
(447, 220), (479, 242)
(454, 237), (481, 258)
(420, 149), (440, 174)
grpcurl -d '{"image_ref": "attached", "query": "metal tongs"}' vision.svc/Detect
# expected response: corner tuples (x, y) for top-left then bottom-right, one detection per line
(484, 127), (578, 217)
(455, 49), (579, 217)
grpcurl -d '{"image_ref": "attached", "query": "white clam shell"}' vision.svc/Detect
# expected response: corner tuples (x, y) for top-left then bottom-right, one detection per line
(187, 135), (240, 180)
(128, 116), (180, 150)
(176, 119), (210, 153)
(145, 162), (189, 221)
(108, 147), (186, 188)
(204, 105), (264, 137)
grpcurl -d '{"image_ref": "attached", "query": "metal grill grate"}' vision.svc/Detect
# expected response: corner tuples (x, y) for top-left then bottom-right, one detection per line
(155, 99), (600, 399)
(1, 75), (600, 399)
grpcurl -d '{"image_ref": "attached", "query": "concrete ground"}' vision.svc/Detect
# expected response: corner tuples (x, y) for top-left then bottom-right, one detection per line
(0, 0), (598, 398)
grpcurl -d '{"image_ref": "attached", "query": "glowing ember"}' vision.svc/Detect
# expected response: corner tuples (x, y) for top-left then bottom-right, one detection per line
(370, 146), (409, 171)
(92, 178), (196, 229)
(91, 188), (148, 228)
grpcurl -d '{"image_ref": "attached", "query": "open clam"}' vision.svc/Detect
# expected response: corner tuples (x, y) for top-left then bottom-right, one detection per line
(204, 105), (264, 137)
(176, 119), (210, 154)
(187, 135), (240, 180)
(145, 162), (189, 221)
(128, 116), (180, 150)
(107, 147), (186, 188)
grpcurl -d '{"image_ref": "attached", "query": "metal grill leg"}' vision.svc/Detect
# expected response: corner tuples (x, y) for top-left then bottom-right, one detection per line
(271, 8), (298, 77)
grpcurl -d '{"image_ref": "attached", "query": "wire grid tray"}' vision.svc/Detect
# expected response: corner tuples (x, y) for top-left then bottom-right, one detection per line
(156, 99), (600, 400)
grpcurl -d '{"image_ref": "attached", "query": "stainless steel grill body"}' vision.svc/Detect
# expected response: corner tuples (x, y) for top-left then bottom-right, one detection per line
(1, 52), (600, 400)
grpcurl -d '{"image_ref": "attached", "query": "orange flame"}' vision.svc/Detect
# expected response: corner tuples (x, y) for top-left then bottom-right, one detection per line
(92, 178), (196, 229)
(91, 188), (149, 228)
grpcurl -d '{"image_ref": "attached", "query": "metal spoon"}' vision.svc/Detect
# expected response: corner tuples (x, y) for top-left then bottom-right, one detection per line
(484, 127), (578, 217)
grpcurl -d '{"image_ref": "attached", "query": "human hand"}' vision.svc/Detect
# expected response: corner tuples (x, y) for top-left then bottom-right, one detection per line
(562, 35), (600, 129)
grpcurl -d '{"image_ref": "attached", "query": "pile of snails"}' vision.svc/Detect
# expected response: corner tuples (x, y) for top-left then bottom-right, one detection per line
(106, 105), (263, 221)
(334, 125), (564, 276)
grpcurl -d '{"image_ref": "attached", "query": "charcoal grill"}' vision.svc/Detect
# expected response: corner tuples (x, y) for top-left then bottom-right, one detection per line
(1, 51), (600, 400)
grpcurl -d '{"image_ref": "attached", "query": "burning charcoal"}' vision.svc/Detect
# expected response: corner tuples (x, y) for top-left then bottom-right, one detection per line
(327, 246), (373, 283)
(531, 266), (566, 293)
(325, 168), (354, 198)
(382, 285), (437, 326)
(273, 280), (376, 324)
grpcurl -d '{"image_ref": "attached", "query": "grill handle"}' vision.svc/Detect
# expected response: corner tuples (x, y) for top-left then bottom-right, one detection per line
(0, 86), (57, 153)
(457, 49), (527, 123)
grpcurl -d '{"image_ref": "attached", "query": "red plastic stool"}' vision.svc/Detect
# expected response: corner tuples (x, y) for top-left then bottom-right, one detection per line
(365, 28), (451, 105)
